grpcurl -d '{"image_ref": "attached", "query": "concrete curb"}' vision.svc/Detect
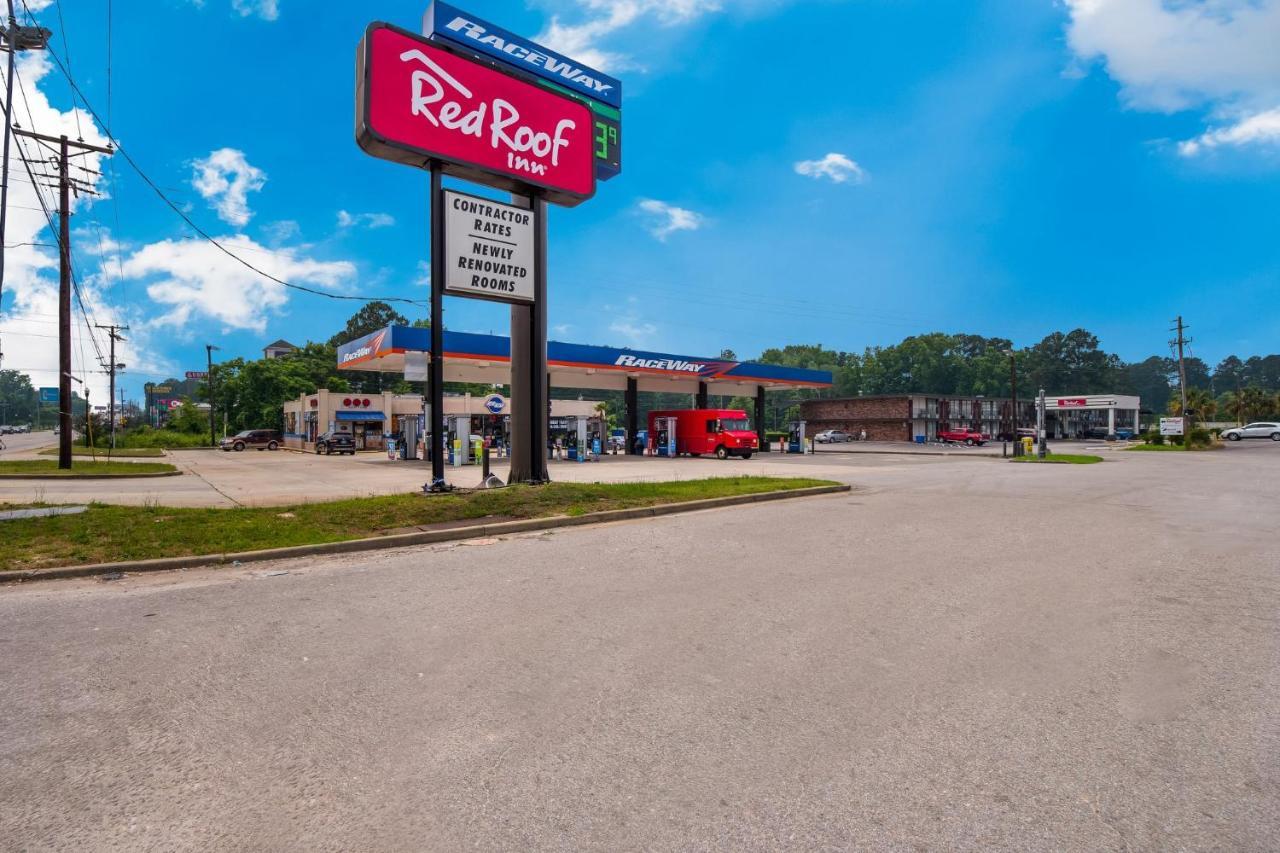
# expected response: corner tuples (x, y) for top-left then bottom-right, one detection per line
(3, 483), (851, 583)
(0, 470), (181, 480)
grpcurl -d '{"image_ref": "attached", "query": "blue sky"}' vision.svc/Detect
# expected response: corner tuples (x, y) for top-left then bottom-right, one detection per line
(1, 0), (1277, 402)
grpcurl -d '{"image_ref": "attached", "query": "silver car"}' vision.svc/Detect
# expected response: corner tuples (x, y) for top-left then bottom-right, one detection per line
(815, 429), (852, 443)
(1222, 422), (1280, 442)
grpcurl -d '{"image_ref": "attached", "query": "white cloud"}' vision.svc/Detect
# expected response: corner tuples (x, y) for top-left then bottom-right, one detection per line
(609, 319), (658, 342)
(121, 236), (355, 333)
(261, 219), (300, 244)
(537, 0), (724, 70)
(552, 323), (574, 338)
(0, 51), (127, 402)
(794, 152), (867, 184)
(1178, 106), (1280, 155)
(1064, 0), (1280, 113)
(337, 210), (395, 230)
(191, 148), (266, 227)
(637, 198), (704, 241)
(231, 0), (278, 21)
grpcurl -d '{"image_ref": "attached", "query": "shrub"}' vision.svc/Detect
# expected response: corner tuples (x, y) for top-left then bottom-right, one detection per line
(1145, 432), (1165, 445)
(1189, 428), (1212, 446)
(1169, 434), (1184, 445)
(111, 427), (214, 449)
(1210, 427), (1222, 437)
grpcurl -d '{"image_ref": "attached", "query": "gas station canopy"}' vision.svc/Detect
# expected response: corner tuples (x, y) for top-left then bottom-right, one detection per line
(336, 326), (833, 396)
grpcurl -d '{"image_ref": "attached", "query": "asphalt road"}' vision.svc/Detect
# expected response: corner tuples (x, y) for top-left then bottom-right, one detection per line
(0, 429), (56, 456)
(1, 447), (1278, 850)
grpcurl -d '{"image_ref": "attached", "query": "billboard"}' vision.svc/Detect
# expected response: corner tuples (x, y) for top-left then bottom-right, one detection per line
(356, 23), (596, 206)
(39, 387), (58, 404)
(1160, 417), (1184, 436)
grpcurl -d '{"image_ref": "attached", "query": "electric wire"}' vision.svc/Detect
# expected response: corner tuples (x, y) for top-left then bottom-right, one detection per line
(19, 0), (426, 310)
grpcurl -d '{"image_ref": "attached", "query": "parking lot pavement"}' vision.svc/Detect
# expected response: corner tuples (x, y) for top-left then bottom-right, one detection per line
(0, 446), (964, 507)
(1, 446), (1277, 849)
(0, 439), (1273, 508)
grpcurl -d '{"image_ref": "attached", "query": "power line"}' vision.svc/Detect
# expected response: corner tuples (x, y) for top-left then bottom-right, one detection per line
(16, 3), (427, 310)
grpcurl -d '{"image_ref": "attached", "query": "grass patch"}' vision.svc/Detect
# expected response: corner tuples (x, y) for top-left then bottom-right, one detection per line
(0, 460), (177, 477)
(0, 476), (833, 571)
(37, 446), (166, 458)
(1010, 453), (1103, 464)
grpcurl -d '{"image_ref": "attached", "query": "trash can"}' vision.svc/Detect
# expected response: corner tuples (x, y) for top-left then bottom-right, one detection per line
(914, 435), (926, 444)
(1022, 436), (1034, 454)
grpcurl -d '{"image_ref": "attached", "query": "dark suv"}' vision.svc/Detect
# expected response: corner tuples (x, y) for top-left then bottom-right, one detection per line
(314, 431), (356, 456)
(220, 429), (281, 452)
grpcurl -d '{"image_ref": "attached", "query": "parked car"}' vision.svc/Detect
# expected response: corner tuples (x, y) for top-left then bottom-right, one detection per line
(0, 425), (12, 434)
(314, 431), (356, 455)
(815, 429), (852, 443)
(1221, 422), (1280, 442)
(938, 428), (987, 446)
(1114, 428), (1134, 440)
(220, 429), (281, 452)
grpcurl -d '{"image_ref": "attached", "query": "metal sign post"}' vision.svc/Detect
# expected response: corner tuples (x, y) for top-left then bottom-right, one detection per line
(427, 163), (449, 491)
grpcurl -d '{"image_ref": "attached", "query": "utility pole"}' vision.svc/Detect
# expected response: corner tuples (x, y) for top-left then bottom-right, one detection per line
(1170, 316), (1192, 441)
(14, 128), (113, 468)
(95, 323), (128, 448)
(206, 344), (219, 447)
(1005, 349), (1021, 457)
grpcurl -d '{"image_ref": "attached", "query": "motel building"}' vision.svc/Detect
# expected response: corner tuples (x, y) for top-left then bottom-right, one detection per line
(801, 393), (1142, 442)
(295, 325), (830, 456)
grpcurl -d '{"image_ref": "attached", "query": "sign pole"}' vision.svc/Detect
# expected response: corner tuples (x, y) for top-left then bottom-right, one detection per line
(427, 161), (449, 491)
(530, 194), (549, 483)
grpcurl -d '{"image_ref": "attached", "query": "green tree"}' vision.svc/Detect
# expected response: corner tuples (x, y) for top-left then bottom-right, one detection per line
(0, 369), (38, 424)
(328, 301), (409, 347)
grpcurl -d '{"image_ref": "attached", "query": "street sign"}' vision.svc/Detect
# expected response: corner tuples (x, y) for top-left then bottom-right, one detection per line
(1160, 417), (1184, 436)
(443, 189), (534, 303)
(356, 23), (596, 206)
(38, 386), (57, 403)
(185, 371), (208, 380)
(424, 2), (621, 108)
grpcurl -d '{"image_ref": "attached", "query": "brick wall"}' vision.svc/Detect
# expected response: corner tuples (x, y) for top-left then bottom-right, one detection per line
(800, 397), (912, 442)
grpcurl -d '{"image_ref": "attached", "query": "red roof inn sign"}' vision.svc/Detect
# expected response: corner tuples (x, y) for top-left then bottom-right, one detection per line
(356, 23), (595, 206)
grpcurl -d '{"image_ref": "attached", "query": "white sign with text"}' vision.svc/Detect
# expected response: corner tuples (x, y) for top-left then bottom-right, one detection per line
(443, 190), (535, 304)
(1160, 417), (1184, 436)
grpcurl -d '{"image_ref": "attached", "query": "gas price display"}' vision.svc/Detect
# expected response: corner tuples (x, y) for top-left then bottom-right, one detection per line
(593, 115), (621, 175)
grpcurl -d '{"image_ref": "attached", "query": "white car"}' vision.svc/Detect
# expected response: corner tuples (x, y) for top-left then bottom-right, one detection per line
(1222, 422), (1280, 442)
(815, 429), (852, 443)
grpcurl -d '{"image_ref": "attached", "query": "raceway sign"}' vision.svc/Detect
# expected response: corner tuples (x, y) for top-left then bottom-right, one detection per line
(614, 354), (739, 378)
(424, 2), (621, 108)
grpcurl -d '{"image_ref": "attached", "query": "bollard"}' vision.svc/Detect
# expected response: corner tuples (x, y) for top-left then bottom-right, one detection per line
(482, 445), (490, 480)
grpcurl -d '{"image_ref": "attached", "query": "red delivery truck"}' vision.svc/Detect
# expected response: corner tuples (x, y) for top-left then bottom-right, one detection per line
(647, 409), (758, 459)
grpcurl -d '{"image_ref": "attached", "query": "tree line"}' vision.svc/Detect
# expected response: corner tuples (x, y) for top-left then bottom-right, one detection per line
(748, 329), (1280, 423)
(65, 307), (1280, 441)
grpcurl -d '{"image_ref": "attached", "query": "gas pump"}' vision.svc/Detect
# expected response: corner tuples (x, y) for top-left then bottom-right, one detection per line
(449, 415), (471, 465)
(576, 417), (589, 463)
(787, 420), (808, 454)
(401, 418), (418, 461)
(654, 416), (678, 457)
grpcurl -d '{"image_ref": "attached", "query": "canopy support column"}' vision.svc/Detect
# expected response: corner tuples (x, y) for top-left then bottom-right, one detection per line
(626, 377), (638, 454)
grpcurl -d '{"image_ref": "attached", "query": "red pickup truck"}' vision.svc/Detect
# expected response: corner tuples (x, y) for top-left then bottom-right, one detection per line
(938, 428), (987, 446)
